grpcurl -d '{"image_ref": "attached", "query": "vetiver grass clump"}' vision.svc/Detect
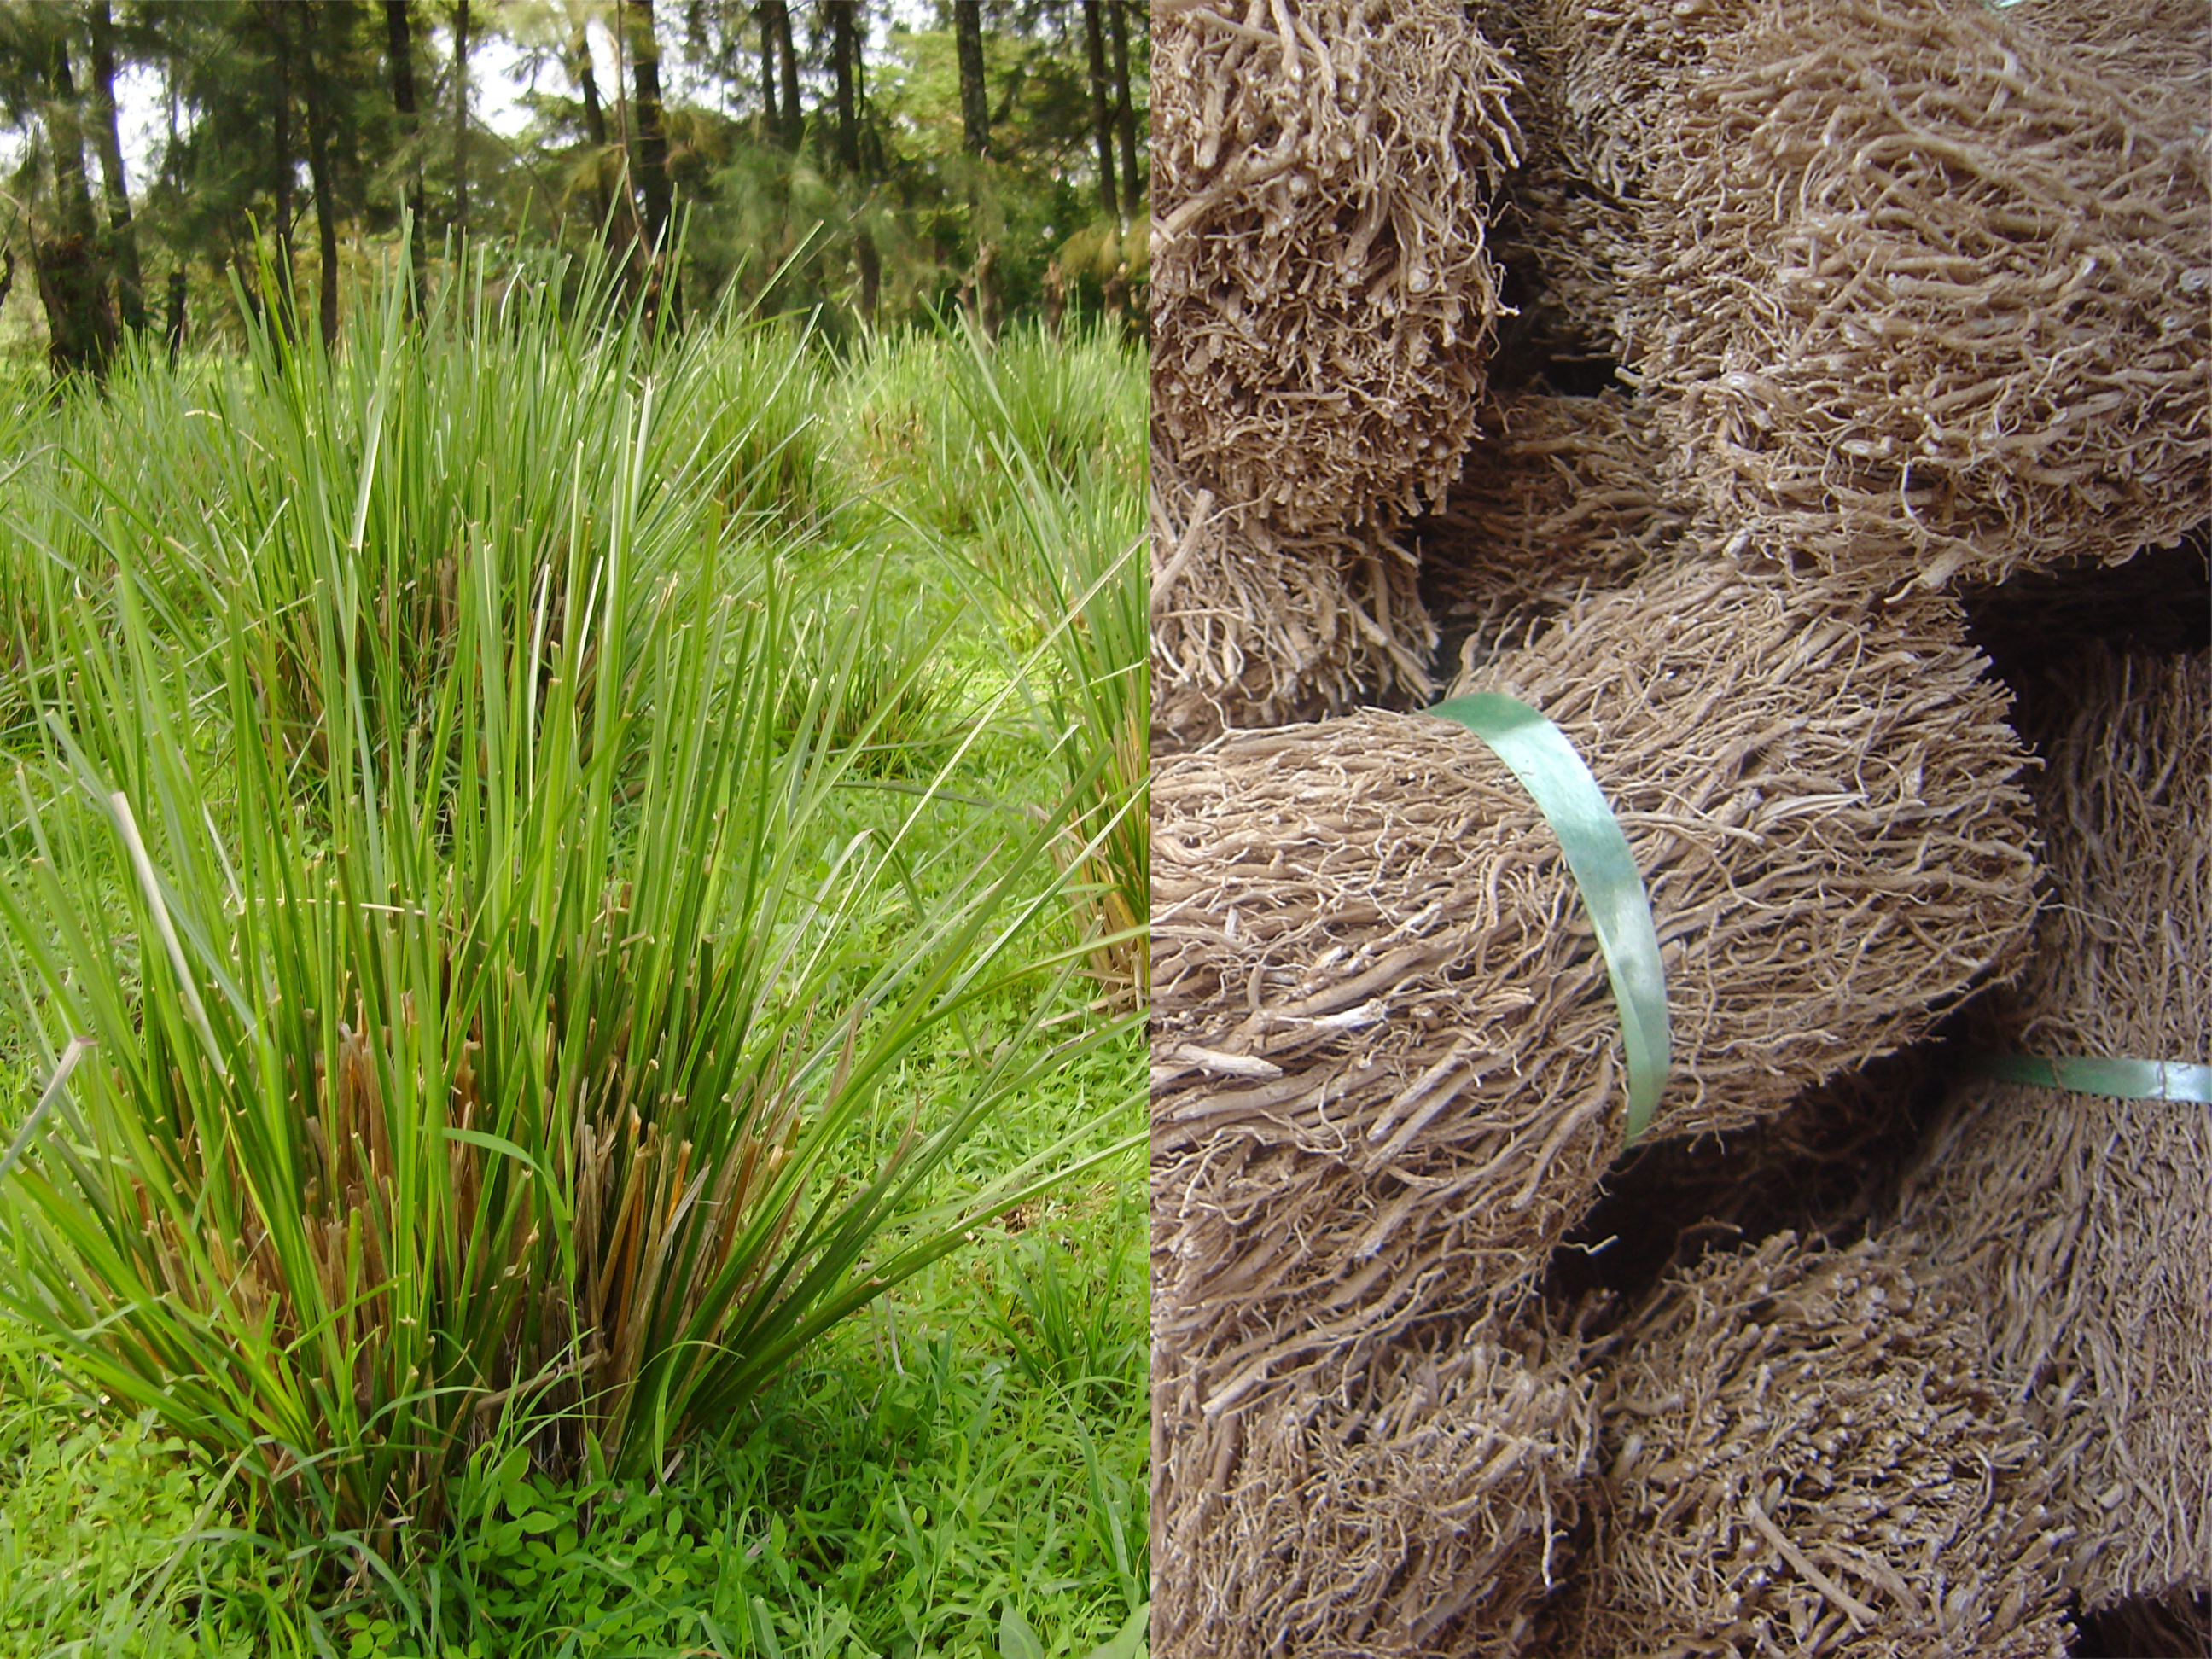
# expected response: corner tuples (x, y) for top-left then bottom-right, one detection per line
(0, 253), (1145, 1645)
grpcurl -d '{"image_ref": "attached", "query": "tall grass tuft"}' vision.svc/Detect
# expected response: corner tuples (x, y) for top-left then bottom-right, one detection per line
(953, 334), (1149, 1010)
(0, 259), (1135, 1573)
(834, 321), (1146, 546)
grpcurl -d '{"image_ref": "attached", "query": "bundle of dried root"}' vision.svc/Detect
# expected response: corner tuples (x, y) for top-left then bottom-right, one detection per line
(1417, 387), (1692, 657)
(1553, 1232), (2074, 1657)
(1154, 1305), (1596, 1659)
(1489, 166), (1639, 376)
(1533, 0), (1753, 200)
(1895, 646), (2210, 1611)
(1152, 0), (1522, 534)
(1151, 556), (2038, 1400)
(1636, 0), (2212, 589)
(1151, 439), (1434, 750)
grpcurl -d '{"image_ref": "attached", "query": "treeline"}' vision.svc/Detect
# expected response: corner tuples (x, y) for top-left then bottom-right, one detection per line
(0, 0), (1149, 372)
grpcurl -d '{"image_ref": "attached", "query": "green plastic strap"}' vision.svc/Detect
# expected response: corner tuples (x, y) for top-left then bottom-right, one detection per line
(1965, 1052), (2212, 1104)
(1425, 692), (1672, 1141)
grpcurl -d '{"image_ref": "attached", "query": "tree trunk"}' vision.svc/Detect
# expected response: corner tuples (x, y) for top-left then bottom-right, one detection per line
(973, 240), (998, 337)
(954, 0), (994, 336)
(166, 267), (187, 361)
(1108, 0), (1139, 210)
(31, 235), (119, 379)
(954, 0), (988, 158)
(452, 0), (471, 236)
(265, 0), (298, 324)
(623, 0), (672, 249)
(568, 20), (620, 240)
(44, 38), (102, 246)
(87, 0), (146, 333)
(303, 9), (341, 347)
(755, 3), (778, 143)
(384, 0), (428, 309)
(855, 224), (879, 323)
(826, 0), (875, 323)
(1080, 0), (1118, 221)
(828, 0), (860, 177)
(771, 0), (801, 152)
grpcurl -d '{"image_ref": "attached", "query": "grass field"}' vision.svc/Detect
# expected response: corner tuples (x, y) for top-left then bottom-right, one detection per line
(0, 254), (1146, 1658)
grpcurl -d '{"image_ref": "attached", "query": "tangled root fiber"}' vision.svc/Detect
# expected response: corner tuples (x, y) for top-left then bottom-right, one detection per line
(1554, 1231), (2074, 1657)
(1152, 0), (1523, 534)
(2004, 0), (2212, 139)
(1895, 647), (2211, 1610)
(1634, 0), (2211, 589)
(1417, 386), (1694, 657)
(1150, 438), (1434, 750)
(1534, 0), (1753, 200)
(1153, 1305), (1596, 1659)
(1481, 14), (1639, 370)
(1151, 556), (2038, 1404)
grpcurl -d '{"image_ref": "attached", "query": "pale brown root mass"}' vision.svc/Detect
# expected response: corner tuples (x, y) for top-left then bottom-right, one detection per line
(1153, 1303), (1598, 1659)
(1152, 0), (1523, 534)
(1896, 647), (2211, 1610)
(1152, 554), (2038, 1406)
(1553, 1231), (2075, 1658)
(1627, 0), (2212, 589)
(1417, 385), (1696, 663)
(1151, 437), (1434, 750)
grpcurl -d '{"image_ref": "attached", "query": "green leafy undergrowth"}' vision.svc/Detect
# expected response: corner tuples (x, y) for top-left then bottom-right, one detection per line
(309, 1162), (1148, 1659)
(0, 1324), (274, 1656)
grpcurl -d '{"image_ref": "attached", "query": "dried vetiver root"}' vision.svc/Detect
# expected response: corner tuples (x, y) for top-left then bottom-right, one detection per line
(1633, 0), (2212, 588)
(1552, 1231), (2074, 1658)
(2004, 0), (2212, 139)
(1152, 0), (1522, 534)
(1534, 0), (1749, 201)
(1417, 386), (1693, 661)
(1895, 647), (2211, 1611)
(1152, 556), (2038, 1401)
(1488, 166), (1638, 379)
(1151, 438), (1434, 751)
(1153, 1302), (1597, 1659)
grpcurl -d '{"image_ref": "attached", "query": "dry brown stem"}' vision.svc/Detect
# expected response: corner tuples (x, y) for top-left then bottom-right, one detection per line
(1151, 556), (2039, 1405)
(1152, 0), (1523, 533)
(1896, 647), (2211, 1610)
(1554, 1232), (2074, 1657)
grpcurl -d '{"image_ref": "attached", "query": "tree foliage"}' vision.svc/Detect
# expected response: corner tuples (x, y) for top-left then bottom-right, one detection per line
(0, 0), (1148, 365)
